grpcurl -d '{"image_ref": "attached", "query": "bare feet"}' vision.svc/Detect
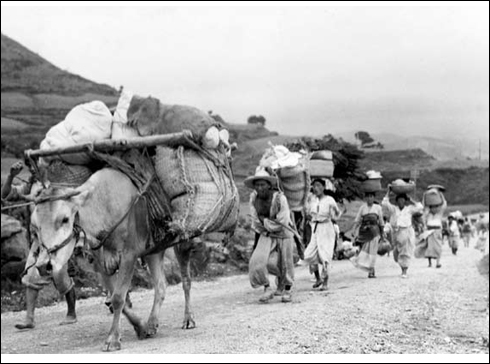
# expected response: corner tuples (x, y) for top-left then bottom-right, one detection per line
(15, 322), (35, 330)
(59, 315), (78, 326)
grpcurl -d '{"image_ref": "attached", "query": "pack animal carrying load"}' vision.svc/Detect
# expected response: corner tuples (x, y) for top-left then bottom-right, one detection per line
(25, 93), (239, 248)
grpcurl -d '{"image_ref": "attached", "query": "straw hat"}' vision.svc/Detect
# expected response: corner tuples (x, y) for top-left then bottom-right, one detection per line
(244, 167), (278, 189)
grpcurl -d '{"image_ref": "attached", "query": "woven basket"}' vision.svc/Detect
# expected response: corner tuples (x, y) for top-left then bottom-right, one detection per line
(45, 160), (93, 186)
(391, 183), (415, 195)
(423, 189), (443, 207)
(281, 175), (308, 193)
(283, 189), (306, 209)
(277, 162), (306, 179)
(275, 156), (310, 211)
(362, 179), (382, 193)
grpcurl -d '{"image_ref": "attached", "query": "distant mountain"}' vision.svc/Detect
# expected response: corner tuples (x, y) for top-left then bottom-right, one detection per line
(336, 131), (489, 161)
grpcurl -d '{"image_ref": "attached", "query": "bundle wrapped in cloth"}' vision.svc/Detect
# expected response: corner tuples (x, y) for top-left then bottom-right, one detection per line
(40, 101), (113, 165)
(309, 150), (334, 178)
(126, 95), (230, 151)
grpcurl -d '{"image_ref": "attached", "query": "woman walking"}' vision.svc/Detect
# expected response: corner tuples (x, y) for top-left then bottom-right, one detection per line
(303, 179), (342, 290)
(448, 215), (461, 255)
(351, 192), (384, 278)
(420, 193), (447, 268)
(382, 190), (424, 278)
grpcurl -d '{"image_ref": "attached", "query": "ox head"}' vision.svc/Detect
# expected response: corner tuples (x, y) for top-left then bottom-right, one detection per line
(29, 186), (91, 277)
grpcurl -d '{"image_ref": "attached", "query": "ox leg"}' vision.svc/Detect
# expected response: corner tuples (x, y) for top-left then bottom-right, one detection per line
(174, 243), (196, 330)
(144, 251), (167, 337)
(103, 256), (145, 352)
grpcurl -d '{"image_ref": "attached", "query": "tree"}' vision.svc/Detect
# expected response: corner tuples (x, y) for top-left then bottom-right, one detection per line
(286, 134), (365, 201)
(355, 131), (375, 146)
(247, 115), (266, 127)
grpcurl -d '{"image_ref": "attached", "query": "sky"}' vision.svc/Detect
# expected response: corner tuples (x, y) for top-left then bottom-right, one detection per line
(1, 2), (489, 143)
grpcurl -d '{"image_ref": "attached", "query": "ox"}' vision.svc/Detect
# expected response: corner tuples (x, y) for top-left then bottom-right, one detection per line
(30, 168), (196, 351)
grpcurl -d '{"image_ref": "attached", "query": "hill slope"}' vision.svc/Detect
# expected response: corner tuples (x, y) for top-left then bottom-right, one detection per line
(1, 33), (119, 158)
(1, 33), (117, 96)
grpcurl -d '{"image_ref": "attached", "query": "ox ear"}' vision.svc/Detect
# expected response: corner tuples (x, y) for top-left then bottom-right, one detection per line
(71, 186), (93, 210)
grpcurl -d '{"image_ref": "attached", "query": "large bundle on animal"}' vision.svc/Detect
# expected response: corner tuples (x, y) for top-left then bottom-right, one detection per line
(154, 146), (239, 238)
(126, 95), (230, 151)
(40, 101), (113, 165)
(27, 92), (239, 248)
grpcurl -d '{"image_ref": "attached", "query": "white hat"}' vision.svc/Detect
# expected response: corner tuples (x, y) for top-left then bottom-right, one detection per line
(244, 167), (278, 189)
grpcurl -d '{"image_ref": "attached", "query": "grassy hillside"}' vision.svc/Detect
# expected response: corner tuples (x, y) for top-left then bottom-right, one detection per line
(1, 33), (117, 96)
(1, 33), (119, 158)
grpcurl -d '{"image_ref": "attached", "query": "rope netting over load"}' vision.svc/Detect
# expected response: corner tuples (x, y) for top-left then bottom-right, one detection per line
(23, 132), (239, 253)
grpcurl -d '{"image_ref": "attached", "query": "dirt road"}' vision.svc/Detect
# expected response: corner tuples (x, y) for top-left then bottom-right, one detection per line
(1, 241), (488, 354)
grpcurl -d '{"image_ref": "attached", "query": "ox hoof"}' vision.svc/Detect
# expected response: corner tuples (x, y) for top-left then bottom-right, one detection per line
(103, 341), (121, 352)
(146, 323), (159, 338)
(182, 319), (196, 330)
(135, 326), (148, 340)
(15, 322), (35, 330)
(59, 316), (78, 326)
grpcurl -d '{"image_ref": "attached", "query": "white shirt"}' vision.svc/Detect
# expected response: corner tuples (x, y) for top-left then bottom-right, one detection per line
(306, 194), (341, 223)
(382, 196), (423, 229)
(449, 220), (461, 237)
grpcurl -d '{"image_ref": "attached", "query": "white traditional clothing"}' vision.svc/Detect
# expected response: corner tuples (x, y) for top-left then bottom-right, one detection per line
(448, 220), (461, 254)
(382, 197), (423, 269)
(248, 191), (295, 289)
(350, 203), (384, 272)
(303, 194), (341, 280)
(415, 198), (447, 260)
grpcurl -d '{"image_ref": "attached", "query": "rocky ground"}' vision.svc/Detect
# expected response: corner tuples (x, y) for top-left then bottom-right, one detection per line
(1, 238), (488, 355)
